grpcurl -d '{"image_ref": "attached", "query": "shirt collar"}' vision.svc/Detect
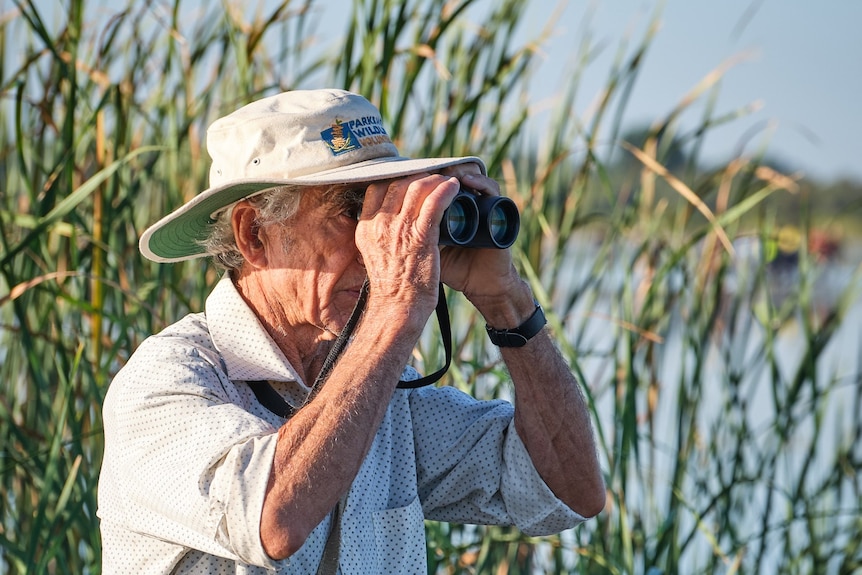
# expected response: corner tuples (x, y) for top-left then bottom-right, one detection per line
(205, 276), (309, 391)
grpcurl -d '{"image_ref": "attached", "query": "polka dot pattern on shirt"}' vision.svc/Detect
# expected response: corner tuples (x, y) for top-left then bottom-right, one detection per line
(97, 276), (585, 574)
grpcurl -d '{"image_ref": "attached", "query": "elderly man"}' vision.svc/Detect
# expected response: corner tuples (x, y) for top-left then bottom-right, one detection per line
(98, 88), (604, 574)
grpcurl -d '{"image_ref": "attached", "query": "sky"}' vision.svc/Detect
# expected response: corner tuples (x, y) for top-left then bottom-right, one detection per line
(22, 0), (858, 183)
(517, 0), (861, 183)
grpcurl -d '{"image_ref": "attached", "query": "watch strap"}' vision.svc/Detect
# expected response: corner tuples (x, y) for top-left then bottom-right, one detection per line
(485, 302), (546, 347)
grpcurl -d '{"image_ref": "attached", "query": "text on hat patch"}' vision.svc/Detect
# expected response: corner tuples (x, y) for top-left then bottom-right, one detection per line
(321, 115), (392, 156)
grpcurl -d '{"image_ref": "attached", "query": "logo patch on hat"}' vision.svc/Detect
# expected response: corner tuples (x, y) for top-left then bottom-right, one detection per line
(321, 119), (361, 156)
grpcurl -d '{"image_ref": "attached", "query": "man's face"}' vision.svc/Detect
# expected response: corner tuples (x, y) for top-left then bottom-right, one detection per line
(256, 186), (367, 338)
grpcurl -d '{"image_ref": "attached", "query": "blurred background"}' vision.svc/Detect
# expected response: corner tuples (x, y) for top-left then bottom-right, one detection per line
(1, 0), (860, 573)
(519, 0), (862, 183)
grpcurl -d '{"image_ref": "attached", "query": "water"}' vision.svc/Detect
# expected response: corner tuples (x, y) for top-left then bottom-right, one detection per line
(555, 234), (862, 573)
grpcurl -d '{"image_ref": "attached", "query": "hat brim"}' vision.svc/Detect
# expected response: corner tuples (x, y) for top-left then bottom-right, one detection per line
(140, 155), (486, 263)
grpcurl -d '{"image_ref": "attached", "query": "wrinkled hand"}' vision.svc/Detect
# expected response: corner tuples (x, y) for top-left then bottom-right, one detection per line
(354, 173), (460, 321)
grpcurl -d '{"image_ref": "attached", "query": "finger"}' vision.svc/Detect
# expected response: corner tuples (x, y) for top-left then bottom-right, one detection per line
(408, 173), (457, 213)
(459, 172), (501, 197)
(366, 173), (436, 220)
(440, 163), (500, 197)
(440, 162), (483, 180)
(359, 178), (396, 218)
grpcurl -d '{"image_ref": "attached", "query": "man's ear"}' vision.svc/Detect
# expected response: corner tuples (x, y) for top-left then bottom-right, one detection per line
(232, 200), (268, 268)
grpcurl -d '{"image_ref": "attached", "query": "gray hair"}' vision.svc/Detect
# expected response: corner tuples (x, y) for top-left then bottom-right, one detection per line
(199, 185), (304, 271)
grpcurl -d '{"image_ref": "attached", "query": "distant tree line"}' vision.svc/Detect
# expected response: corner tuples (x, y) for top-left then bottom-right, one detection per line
(588, 125), (862, 239)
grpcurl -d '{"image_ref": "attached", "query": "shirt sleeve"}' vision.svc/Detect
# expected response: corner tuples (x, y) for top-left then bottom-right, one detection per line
(408, 385), (585, 536)
(100, 333), (286, 570)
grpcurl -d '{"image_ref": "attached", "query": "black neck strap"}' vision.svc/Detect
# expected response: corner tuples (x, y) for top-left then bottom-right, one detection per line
(249, 380), (296, 418)
(249, 278), (452, 417)
(396, 282), (452, 389)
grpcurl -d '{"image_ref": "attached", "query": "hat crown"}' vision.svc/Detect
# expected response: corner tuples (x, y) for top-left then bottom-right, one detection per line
(207, 89), (399, 187)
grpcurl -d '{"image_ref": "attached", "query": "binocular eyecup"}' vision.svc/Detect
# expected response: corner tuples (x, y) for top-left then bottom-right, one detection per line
(439, 190), (520, 249)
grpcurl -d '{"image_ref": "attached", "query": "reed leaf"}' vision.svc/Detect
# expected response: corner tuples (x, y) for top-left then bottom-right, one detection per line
(1, 1), (860, 574)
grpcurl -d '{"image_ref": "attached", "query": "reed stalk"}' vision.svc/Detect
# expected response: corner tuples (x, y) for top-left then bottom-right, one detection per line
(1, 1), (859, 573)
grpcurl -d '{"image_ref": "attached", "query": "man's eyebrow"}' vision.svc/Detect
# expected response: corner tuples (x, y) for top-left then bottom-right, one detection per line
(320, 186), (365, 212)
(322, 183), (363, 196)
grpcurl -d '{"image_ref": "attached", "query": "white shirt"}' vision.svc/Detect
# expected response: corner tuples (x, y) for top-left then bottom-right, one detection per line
(98, 277), (584, 574)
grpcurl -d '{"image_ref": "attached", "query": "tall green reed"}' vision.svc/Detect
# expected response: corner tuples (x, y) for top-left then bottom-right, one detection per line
(1, 1), (859, 574)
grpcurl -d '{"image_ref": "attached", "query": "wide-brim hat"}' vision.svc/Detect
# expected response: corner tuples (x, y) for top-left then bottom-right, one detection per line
(139, 88), (485, 262)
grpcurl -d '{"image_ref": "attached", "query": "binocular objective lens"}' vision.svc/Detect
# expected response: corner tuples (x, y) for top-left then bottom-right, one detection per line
(489, 204), (508, 243)
(439, 190), (517, 248)
(446, 200), (471, 242)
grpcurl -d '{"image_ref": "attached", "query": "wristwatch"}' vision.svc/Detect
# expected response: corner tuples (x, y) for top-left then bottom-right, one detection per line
(485, 302), (546, 347)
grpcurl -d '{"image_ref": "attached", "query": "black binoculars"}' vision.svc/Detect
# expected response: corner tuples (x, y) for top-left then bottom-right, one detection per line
(439, 189), (520, 249)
